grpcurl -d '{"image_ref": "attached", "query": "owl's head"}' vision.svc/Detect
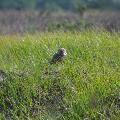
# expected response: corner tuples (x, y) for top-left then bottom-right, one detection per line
(58, 48), (67, 57)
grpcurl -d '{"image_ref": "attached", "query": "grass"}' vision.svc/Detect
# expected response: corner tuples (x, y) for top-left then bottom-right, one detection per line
(0, 30), (120, 119)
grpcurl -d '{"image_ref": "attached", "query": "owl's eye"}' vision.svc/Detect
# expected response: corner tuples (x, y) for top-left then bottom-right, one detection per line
(64, 52), (67, 56)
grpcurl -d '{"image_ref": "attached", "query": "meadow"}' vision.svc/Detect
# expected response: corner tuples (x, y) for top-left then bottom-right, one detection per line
(0, 30), (120, 119)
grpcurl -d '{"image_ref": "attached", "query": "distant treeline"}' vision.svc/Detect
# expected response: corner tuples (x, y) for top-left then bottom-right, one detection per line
(0, 0), (120, 10)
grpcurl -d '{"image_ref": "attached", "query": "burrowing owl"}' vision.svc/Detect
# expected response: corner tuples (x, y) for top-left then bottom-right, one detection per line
(0, 69), (7, 81)
(50, 48), (67, 64)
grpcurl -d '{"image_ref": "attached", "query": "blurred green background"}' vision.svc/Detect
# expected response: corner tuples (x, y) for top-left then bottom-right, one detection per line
(0, 0), (120, 11)
(0, 0), (120, 34)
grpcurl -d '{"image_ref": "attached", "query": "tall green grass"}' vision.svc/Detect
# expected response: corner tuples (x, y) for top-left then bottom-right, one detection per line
(0, 31), (120, 119)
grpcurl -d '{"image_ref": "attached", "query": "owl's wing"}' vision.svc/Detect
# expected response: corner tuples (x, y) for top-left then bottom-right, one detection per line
(50, 53), (60, 64)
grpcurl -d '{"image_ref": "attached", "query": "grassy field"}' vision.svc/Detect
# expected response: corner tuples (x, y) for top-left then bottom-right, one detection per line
(0, 30), (120, 119)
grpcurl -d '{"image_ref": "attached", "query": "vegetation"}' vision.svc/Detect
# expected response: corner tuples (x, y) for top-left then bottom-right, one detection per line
(0, 0), (120, 10)
(0, 10), (120, 34)
(0, 31), (120, 119)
